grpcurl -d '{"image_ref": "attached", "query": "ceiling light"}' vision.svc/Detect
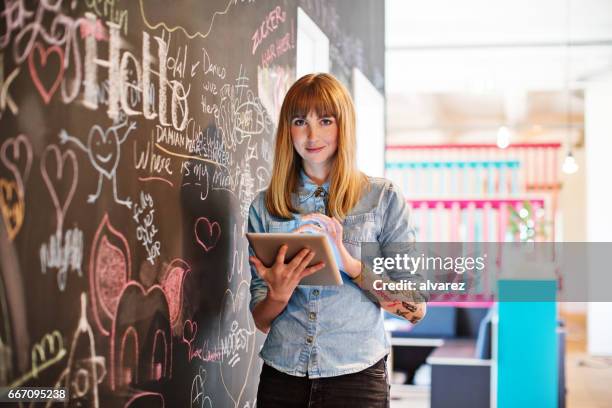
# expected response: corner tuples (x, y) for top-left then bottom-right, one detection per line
(497, 126), (511, 149)
(562, 151), (578, 174)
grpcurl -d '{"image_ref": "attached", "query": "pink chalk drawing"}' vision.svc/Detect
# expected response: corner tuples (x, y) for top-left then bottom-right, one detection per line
(160, 259), (191, 327)
(40, 144), (78, 231)
(27, 42), (65, 104)
(124, 391), (165, 408)
(138, 176), (174, 187)
(194, 217), (221, 252)
(89, 214), (131, 336)
(0, 135), (33, 240)
(151, 329), (168, 380)
(96, 236), (127, 313)
(182, 319), (198, 360)
(118, 326), (139, 387)
(88, 216), (190, 391)
(79, 18), (109, 41)
(110, 282), (172, 390)
(183, 320), (198, 345)
(182, 319), (223, 364)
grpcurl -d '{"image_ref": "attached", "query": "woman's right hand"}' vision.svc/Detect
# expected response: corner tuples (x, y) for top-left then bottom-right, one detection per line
(249, 245), (325, 304)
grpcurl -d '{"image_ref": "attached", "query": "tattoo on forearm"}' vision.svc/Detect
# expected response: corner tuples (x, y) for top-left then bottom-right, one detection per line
(401, 301), (417, 313)
(357, 263), (427, 322)
(409, 316), (422, 324)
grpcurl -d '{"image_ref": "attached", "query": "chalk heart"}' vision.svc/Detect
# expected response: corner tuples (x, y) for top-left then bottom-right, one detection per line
(195, 217), (221, 252)
(0, 179), (24, 240)
(41, 146), (78, 222)
(218, 281), (255, 407)
(28, 42), (65, 104)
(182, 319), (197, 345)
(1, 135), (33, 191)
(87, 125), (120, 179)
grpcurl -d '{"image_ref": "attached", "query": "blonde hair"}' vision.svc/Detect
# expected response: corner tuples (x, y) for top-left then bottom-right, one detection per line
(265, 73), (368, 220)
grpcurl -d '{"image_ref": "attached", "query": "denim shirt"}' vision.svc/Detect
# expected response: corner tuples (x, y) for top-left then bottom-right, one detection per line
(248, 171), (416, 378)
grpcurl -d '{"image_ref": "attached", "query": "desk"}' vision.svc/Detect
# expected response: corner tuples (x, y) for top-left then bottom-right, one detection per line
(388, 336), (442, 385)
(391, 337), (444, 347)
(427, 339), (491, 366)
(427, 339), (491, 408)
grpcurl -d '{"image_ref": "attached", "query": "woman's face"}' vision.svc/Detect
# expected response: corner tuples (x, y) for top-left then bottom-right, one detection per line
(290, 110), (338, 177)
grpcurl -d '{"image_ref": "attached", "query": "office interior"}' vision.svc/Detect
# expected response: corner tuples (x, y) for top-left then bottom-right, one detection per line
(383, 1), (612, 407)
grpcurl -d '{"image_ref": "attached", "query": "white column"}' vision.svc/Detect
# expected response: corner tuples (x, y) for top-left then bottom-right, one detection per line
(585, 76), (612, 356)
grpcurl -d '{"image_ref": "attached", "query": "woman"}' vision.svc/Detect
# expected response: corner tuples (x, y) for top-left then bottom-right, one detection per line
(248, 73), (427, 407)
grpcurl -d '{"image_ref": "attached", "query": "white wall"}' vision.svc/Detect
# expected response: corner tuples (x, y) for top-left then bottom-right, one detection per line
(296, 7), (329, 79)
(585, 76), (612, 356)
(353, 68), (385, 178)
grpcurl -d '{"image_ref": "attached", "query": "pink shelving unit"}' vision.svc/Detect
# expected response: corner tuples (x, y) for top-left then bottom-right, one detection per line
(385, 143), (562, 305)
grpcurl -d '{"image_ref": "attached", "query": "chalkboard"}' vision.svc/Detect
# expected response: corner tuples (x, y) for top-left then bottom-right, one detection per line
(0, 1), (383, 406)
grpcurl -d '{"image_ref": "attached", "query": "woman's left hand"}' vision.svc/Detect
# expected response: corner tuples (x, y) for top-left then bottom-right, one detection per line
(292, 213), (361, 279)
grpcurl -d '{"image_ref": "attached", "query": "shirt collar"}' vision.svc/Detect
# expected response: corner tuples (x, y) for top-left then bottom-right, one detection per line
(297, 169), (330, 202)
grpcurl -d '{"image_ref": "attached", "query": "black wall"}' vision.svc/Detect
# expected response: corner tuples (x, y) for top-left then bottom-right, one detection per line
(0, 1), (383, 406)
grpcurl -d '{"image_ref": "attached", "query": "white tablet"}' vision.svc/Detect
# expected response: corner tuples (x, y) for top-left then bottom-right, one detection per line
(246, 233), (343, 286)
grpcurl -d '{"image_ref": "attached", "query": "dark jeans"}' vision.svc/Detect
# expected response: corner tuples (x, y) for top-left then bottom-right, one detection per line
(256, 358), (390, 408)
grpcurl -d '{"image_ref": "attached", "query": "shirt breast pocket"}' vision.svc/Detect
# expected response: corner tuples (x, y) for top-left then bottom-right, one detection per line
(342, 212), (378, 245)
(268, 219), (298, 233)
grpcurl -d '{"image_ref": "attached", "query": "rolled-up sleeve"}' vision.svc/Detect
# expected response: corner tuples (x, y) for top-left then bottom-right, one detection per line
(380, 182), (429, 302)
(248, 195), (268, 312)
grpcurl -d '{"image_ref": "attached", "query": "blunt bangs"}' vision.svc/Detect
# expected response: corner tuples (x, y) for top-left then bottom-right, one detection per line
(284, 78), (341, 121)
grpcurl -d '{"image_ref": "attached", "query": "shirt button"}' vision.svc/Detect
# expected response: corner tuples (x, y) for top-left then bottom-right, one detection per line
(317, 207), (325, 213)
(309, 312), (317, 321)
(312, 289), (320, 297)
(306, 336), (314, 344)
